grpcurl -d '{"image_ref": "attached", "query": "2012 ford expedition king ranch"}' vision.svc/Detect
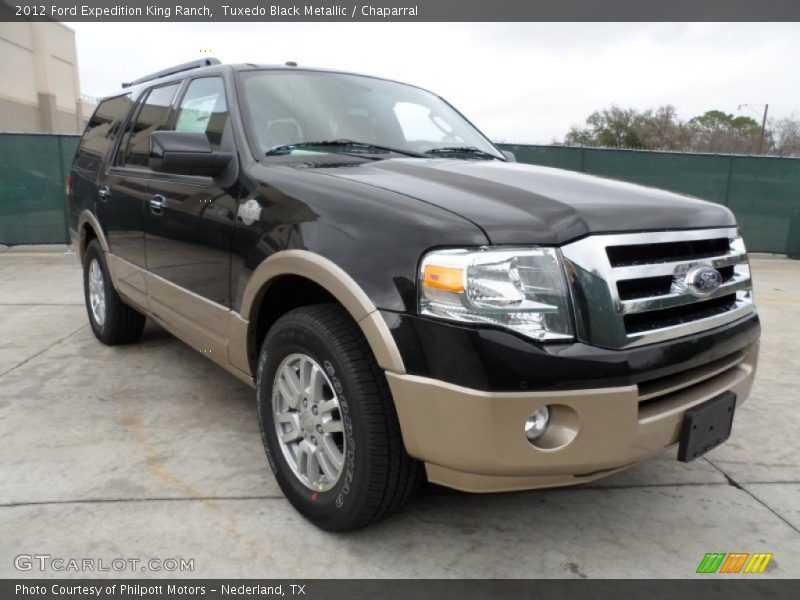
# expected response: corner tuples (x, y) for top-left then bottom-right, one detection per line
(68, 58), (760, 531)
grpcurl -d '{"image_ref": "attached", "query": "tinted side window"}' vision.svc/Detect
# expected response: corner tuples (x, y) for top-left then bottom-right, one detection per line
(73, 94), (132, 175)
(174, 78), (229, 150)
(121, 83), (180, 168)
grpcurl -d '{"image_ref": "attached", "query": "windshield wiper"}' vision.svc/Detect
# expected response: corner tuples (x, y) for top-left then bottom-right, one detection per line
(424, 146), (502, 160)
(265, 139), (425, 158)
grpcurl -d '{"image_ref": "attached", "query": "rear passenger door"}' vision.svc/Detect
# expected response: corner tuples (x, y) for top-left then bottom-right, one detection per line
(70, 94), (132, 225)
(100, 83), (181, 308)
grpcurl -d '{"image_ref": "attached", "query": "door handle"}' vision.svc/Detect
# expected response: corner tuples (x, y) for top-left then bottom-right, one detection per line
(97, 186), (111, 201)
(150, 194), (167, 215)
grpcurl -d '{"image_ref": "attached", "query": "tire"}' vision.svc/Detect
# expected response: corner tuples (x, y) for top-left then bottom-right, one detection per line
(83, 239), (146, 345)
(256, 303), (423, 531)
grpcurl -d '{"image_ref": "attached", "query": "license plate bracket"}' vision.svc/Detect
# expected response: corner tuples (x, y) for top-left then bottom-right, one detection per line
(678, 391), (736, 462)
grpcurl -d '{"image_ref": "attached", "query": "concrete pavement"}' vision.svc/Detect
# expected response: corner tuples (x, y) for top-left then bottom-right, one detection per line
(1, 252), (798, 578)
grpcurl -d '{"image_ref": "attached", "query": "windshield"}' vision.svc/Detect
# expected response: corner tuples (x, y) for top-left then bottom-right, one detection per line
(239, 70), (503, 159)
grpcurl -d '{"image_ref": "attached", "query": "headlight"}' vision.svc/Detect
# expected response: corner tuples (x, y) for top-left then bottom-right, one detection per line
(418, 247), (573, 341)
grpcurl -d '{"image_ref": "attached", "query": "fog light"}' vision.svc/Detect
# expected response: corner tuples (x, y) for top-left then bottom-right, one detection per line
(524, 406), (550, 442)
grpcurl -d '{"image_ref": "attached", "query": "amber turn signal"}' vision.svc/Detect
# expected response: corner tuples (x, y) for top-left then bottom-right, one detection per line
(422, 265), (464, 293)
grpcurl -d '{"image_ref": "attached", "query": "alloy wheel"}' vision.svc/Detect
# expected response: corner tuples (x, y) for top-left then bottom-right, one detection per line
(272, 353), (346, 492)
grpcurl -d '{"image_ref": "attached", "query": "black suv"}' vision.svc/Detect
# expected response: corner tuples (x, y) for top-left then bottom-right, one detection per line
(68, 58), (760, 531)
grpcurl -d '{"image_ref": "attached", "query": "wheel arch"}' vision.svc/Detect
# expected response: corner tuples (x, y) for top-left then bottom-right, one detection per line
(238, 250), (406, 378)
(77, 210), (109, 261)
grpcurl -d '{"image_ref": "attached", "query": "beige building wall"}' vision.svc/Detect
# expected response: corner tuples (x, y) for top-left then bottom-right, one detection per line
(0, 22), (85, 133)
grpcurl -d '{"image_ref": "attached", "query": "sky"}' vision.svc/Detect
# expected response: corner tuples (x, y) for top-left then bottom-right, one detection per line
(69, 22), (800, 144)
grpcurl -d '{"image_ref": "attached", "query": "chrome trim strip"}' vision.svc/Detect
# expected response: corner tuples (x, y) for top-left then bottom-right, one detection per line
(610, 251), (748, 280)
(623, 303), (754, 348)
(601, 227), (738, 247)
(619, 273), (751, 314)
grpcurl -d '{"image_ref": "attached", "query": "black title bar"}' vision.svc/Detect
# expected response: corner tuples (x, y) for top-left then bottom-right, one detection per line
(2, 579), (800, 600)
(2, 0), (800, 22)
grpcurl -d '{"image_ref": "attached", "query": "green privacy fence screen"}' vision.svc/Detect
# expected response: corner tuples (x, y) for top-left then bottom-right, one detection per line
(499, 144), (800, 255)
(0, 133), (79, 245)
(0, 133), (798, 254)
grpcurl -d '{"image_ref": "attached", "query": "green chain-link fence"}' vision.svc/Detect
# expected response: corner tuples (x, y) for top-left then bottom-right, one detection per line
(1, 134), (798, 254)
(0, 133), (79, 245)
(499, 145), (800, 255)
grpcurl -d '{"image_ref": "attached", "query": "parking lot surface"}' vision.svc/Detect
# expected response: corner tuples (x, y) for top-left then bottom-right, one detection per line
(1, 249), (798, 578)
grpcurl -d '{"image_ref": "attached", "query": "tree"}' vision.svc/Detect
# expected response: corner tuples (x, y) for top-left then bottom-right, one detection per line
(565, 105), (690, 150)
(687, 111), (762, 154)
(770, 114), (800, 157)
(565, 106), (646, 148)
(637, 106), (693, 150)
(562, 106), (800, 156)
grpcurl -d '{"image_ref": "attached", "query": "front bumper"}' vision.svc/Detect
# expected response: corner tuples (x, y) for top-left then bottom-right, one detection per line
(387, 341), (758, 493)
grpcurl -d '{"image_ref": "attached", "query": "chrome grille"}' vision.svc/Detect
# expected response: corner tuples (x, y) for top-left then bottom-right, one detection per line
(560, 227), (755, 349)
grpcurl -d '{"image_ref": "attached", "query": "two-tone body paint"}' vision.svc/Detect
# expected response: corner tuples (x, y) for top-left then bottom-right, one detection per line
(70, 63), (753, 396)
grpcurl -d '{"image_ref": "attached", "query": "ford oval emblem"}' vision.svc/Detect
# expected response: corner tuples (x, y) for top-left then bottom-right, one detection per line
(684, 266), (722, 296)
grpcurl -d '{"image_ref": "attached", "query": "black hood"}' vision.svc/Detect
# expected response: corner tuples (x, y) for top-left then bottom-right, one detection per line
(305, 158), (736, 245)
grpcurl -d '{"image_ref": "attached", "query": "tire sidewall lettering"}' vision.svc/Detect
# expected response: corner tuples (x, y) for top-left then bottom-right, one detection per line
(256, 347), (279, 475)
(324, 360), (355, 509)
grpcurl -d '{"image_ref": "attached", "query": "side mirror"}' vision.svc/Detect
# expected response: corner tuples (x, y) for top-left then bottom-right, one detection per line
(501, 150), (517, 162)
(149, 131), (232, 177)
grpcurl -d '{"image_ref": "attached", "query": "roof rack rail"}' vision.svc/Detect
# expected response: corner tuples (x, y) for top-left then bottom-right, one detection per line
(121, 58), (221, 88)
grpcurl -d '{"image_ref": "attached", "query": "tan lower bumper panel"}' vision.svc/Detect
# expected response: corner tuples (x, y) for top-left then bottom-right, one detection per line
(386, 342), (758, 493)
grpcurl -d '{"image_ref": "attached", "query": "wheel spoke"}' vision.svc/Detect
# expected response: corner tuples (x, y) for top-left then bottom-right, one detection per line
(319, 399), (338, 415)
(321, 419), (343, 434)
(281, 365), (303, 406)
(309, 364), (324, 400)
(276, 412), (302, 443)
(298, 440), (321, 483)
(277, 376), (298, 409)
(299, 358), (311, 392)
(317, 439), (343, 481)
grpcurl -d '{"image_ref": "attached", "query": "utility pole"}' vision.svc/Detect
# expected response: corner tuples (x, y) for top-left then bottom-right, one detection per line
(758, 104), (769, 154)
(738, 103), (769, 154)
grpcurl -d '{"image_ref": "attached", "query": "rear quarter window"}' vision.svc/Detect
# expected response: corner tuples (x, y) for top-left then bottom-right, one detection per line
(73, 94), (133, 176)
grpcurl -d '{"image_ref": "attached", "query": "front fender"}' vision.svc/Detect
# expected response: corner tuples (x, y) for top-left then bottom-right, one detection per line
(233, 249), (406, 377)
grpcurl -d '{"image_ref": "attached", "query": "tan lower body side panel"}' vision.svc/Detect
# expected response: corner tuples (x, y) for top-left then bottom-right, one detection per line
(107, 254), (253, 387)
